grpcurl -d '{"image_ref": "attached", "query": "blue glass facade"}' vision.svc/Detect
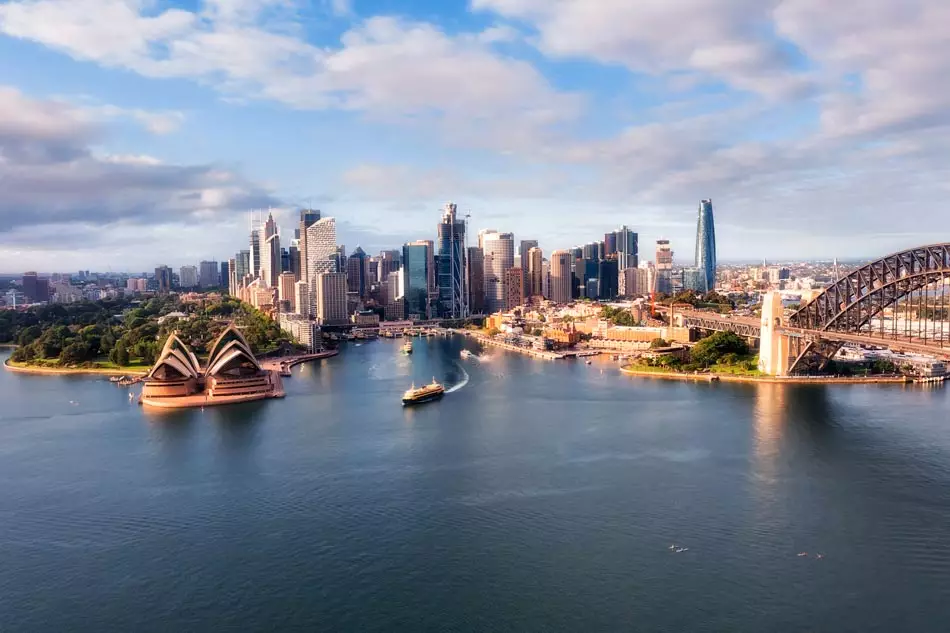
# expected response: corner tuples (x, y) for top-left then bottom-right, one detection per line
(402, 243), (430, 319)
(695, 200), (717, 292)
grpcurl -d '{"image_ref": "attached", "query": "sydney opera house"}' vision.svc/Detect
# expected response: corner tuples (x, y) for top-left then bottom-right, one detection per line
(140, 324), (283, 408)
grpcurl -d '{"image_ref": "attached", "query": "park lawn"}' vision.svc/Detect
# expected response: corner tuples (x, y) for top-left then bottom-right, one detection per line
(709, 363), (763, 377)
(8, 357), (151, 373)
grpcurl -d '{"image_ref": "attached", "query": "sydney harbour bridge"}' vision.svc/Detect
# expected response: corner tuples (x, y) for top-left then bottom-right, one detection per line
(665, 243), (950, 376)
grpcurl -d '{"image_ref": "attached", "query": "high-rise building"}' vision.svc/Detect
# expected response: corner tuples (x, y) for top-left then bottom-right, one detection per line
(21, 272), (50, 303)
(481, 230), (514, 313)
(437, 203), (468, 319)
(228, 258), (238, 296)
(305, 217), (337, 315)
(385, 271), (405, 321)
(695, 199), (717, 292)
(259, 212), (280, 287)
(297, 208), (321, 283)
(655, 240), (673, 295)
(519, 239), (538, 300)
(288, 244), (299, 279)
(314, 272), (348, 325)
(550, 251), (572, 304)
(402, 241), (432, 319)
(620, 267), (650, 297)
(541, 261), (550, 299)
(527, 247), (543, 298)
(236, 250), (250, 282)
(179, 266), (198, 288)
(505, 267), (523, 310)
(278, 272), (296, 312)
(347, 246), (369, 299)
(604, 232), (617, 257)
(199, 261), (219, 288)
(219, 261), (229, 288)
(249, 228), (261, 278)
(467, 246), (485, 315)
(582, 241), (601, 262)
(614, 226), (639, 270)
(154, 266), (172, 294)
(598, 258), (619, 300)
(378, 250), (399, 282)
(682, 267), (705, 292)
(294, 281), (309, 317)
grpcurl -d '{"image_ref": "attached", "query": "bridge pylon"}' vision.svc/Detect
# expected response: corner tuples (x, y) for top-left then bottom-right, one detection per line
(758, 291), (791, 375)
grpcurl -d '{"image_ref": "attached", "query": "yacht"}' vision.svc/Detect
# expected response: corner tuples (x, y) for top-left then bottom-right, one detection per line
(460, 349), (474, 359)
(402, 341), (413, 354)
(402, 379), (445, 405)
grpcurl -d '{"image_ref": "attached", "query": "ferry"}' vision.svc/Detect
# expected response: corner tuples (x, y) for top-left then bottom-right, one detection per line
(402, 379), (445, 405)
(402, 341), (413, 354)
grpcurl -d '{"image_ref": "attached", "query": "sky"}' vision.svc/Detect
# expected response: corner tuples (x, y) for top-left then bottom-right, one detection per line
(1, 0), (949, 272)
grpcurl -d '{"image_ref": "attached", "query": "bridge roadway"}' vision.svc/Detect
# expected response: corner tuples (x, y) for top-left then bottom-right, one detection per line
(668, 308), (950, 359)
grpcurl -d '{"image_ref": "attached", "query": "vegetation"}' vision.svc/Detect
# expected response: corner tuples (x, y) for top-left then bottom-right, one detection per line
(632, 331), (760, 376)
(5, 294), (293, 370)
(649, 338), (670, 349)
(601, 305), (639, 326)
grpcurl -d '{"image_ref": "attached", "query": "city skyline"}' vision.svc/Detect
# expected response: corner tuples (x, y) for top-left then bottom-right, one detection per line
(2, 0), (948, 270)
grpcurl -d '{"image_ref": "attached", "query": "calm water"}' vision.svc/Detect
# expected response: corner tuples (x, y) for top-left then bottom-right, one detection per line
(1, 340), (950, 632)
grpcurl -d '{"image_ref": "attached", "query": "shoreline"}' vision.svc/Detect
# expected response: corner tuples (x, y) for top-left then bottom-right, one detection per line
(4, 359), (148, 377)
(619, 366), (912, 385)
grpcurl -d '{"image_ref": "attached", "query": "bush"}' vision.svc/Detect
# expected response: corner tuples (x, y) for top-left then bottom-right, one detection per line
(649, 338), (669, 349)
(690, 331), (750, 368)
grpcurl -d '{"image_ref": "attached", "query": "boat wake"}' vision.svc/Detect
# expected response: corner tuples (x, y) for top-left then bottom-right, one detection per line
(445, 362), (470, 394)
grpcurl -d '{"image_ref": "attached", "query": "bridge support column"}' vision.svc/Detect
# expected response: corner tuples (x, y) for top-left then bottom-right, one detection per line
(758, 291), (791, 375)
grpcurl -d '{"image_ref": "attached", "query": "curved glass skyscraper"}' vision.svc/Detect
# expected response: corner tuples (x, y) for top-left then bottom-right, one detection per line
(695, 199), (717, 292)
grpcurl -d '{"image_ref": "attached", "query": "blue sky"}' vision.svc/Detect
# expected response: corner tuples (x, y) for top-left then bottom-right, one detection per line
(1, 0), (949, 271)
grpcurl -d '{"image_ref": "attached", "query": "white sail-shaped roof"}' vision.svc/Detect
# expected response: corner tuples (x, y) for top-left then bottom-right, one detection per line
(148, 333), (201, 380)
(205, 324), (261, 377)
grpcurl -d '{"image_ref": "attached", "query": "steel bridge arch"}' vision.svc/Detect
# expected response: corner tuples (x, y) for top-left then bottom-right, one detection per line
(786, 243), (950, 373)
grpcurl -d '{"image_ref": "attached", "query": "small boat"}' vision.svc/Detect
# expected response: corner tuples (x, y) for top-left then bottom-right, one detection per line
(402, 379), (445, 405)
(109, 375), (124, 383)
(585, 360), (592, 365)
(402, 342), (413, 354)
(460, 349), (474, 359)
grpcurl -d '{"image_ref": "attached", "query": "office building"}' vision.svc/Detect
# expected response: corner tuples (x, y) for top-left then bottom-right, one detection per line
(481, 230), (515, 313)
(249, 227), (261, 279)
(682, 267), (705, 292)
(297, 208), (321, 282)
(346, 246), (369, 299)
(278, 272), (296, 312)
(620, 267), (650, 297)
(550, 250), (572, 304)
(526, 247), (543, 298)
(604, 232), (617, 257)
(235, 250), (250, 282)
(179, 266), (198, 289)
(437, 203), (468, 318)
(294, 281), (309, 317)
(505, 267), (523, 310)
(288, 244), (299, 279)
(305, 217), (338, 314)
(199, 261), (219, 288)
(402, 241), (432, 319)
(655, 240), (673, 295)
(598, 258), (619, 300)
(695, 199), (717, 292)
(259, 212), (280, 287)
(385, 270), (405, 321)
(228, 258), (238, 296)
(21, 272), (50, 303)
(155, 266), (173, 293)
(314, 272), (348, 325)
(614, 226), (639, 270)
(467, 246), (485, 315)
(519, 239), (538, 302)
(219, 261), (229, 287)
(541, 261), (550, 299)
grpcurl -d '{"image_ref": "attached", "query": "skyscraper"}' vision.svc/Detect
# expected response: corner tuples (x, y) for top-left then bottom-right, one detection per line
(481, 230), (514, 313)
(402, 241), (432, 319)
(236, 250), (250, 282)
(467, 246), (485, 315)
(228, 258), (238, 296)
(346, 246), (368, 298)
(655, 240), (673, 295)
(695, 199), (717, 292)
(179, 265), (198, 288)
(437, 203), (468, 319)
(21, 272), (49, 303)
(527, 247), (543, 298)
(294, 281), (309, 317)
(199, 261), (218, 288)
(314, 272), (348, 325)
(505, 267), (523, 310)
(219, 261), (230, 288)
(279, 272), (296, 312)
(305, 217), (338, 317)
(154, 266), (172, 294)
(598, 259), (619, 300)
(297, 208), (321, 283)
(614, 226), (639, 270)
(249, 227), (261, 279)
(260, 212), (280, 287)
(550, 251), (572, 304)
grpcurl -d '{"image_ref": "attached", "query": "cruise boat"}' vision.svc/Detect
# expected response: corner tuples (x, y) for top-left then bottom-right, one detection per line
(402, 379), (445, 405)
(402, 341), (413, 354)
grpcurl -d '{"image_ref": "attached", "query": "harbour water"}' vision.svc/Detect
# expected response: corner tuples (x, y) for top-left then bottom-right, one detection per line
(1, 340), (949, 632)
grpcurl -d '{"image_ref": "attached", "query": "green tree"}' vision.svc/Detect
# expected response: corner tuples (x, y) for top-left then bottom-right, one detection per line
(690, 331), (749, 367)
(60, 341), (91, 365)
(649, 338), (669, 349)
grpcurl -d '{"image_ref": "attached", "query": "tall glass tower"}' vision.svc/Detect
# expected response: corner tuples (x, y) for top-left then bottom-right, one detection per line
(437, 203), (468, 318)
(695, 199), (717, 293)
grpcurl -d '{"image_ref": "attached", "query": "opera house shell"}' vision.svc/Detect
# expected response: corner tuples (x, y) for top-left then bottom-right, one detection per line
(141, 324), (282, 408)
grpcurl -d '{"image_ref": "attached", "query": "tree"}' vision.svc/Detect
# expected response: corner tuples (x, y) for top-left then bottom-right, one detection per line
(60, 341), (91, 365)
(532, 328), (544, 337)
(690, 331), (749, 367)
(111, 343), (130, 367)
(649, 338), (669, 349)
